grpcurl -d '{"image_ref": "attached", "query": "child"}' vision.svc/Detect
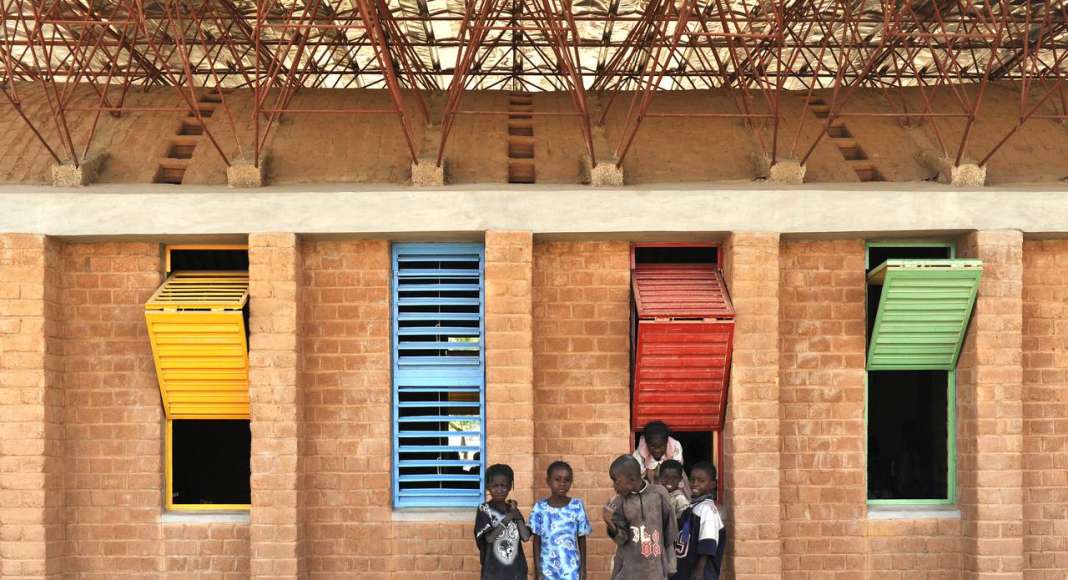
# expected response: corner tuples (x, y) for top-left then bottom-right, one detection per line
(671, 462), (725, 580)
(474, 464), (531, 580)
(633, 421), (691, 497)
(530, 461), (593, 580)
(657, 459), (690, 520)
(603, 455), (678, 580)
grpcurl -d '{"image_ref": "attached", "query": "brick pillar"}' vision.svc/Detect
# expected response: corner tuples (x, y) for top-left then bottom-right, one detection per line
(722, 232), (782, 579)
(958, 230), (1024, 579)
(0, 234), (63, 579)
(484, 231), (535, 506)
(248, 233), (305, 579)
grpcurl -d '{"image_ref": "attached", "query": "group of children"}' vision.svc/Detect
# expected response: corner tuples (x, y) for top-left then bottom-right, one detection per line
(474, 421), (725, 580)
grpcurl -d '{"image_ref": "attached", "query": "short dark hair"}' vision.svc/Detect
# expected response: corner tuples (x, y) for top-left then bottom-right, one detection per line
(546, 460), (573, 478)
(690, 461), (717, 481)
(485, 464), (515, 487)
(609, 455), (641, 479)
(659, 459), (684, 477)
(643, 421), (670, 442)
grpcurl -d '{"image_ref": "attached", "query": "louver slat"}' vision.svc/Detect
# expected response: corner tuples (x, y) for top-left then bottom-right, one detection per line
(867, 259), (983, 371)
(392, 244), (485, 508)
(145, 271), (250, 419)
(631, 264), (736, 432)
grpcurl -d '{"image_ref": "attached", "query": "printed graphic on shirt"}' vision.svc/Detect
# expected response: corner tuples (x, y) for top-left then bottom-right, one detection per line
(630, 525), (662, 559)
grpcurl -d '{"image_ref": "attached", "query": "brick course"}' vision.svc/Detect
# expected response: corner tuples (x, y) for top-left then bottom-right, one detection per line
(1021, 239), (1068, 579)
(532, 240), (631, 579)
(723, 232), (782, 579)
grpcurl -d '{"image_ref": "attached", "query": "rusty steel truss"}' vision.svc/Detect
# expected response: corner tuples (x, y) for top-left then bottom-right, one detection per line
(1, 0), (1066, 173)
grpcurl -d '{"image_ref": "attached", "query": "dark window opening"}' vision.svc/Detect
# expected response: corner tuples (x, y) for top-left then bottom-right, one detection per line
(867, 245), (950, 272)
(867, 245), (952, 344)
(172, 420), (251, 506)
(867, 371), (948, 500)
(169, 249), (249, 272)
(634, 245), (718, 266)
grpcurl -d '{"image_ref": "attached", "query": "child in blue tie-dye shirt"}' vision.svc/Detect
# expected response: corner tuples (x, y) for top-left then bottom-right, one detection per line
(530, 461), (593, 580)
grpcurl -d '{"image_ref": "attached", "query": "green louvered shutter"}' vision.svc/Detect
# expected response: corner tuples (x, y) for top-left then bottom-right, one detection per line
(867, 259), (982, 371)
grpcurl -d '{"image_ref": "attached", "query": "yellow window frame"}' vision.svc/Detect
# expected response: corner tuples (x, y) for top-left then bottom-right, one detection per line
(165, 419), (251, 512)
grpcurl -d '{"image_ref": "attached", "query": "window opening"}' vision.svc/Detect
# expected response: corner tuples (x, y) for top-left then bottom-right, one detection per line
(867, 371), (949, 501)
(169, 419), (251, 507)
(634, 245), (718, 266)
(392, 243), (485, 508)
(865, 242), (958, 504)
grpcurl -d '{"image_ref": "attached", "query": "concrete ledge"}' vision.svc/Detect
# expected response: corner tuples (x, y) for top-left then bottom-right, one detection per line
(3, 183), (1068, 237)
(161, 511), (250, 524)
(920, 151), (986, 187)
(411, 159), (445, 186)
(51, 154), (106, 187)
(227, 160), (265, 188)
(391, 508), (471, 523)
(867, 505), (961, 520)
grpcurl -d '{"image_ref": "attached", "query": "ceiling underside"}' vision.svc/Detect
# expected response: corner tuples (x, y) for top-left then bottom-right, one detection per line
(2, 0), (1065, 91)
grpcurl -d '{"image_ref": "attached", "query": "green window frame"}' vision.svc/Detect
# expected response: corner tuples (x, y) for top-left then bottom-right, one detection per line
(865, 242), (959, 506)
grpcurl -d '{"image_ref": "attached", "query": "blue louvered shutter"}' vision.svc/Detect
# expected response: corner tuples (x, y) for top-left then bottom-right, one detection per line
(391, 243), (485, 508)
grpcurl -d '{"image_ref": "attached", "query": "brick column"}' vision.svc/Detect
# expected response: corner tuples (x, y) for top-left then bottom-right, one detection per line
(958, 230), (1024, 579)
(248, 233), (305, 579)
(0, 234), (63, 579)
(484, 231), (535, 505)
(722, 232), (782, 579)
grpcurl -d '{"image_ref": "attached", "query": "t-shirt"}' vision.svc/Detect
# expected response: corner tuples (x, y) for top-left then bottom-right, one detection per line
(606, 483), (678, 580)
(671, 496), (725, 580)
(529, 497), (593, 580)
(474, 502), (529, 580)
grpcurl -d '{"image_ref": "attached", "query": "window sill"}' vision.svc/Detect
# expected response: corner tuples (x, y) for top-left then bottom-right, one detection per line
(391, 508), (472, 523)
(867, 505), (960, 520)
(161, 511), (251, 524)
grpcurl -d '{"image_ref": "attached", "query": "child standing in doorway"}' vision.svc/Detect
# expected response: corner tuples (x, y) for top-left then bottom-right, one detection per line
(633, 421), (691, 497)
(671, 461), (725, 580)
(657, 459), (691, 521)
(474, 463), (531, 580)
(530, 461), (593, 580)
(603, 455), (678, 580)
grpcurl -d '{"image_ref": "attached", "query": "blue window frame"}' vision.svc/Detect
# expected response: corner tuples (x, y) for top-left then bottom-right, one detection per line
(391, 243), (486, 508)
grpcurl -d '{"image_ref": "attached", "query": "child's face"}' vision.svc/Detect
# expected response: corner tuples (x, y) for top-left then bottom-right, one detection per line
(647, 436), (668, 460)
(547, 467), (573, 497)
(658, 469), (682, 492)
(487, 474), (513, 504)
(690, 468), (716, 498)
(611, 471), (641, 496)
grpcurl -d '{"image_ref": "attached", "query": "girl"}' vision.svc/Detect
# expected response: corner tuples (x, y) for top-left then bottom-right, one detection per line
(530, 461), (593, 580)
(474, 464), (531, 580)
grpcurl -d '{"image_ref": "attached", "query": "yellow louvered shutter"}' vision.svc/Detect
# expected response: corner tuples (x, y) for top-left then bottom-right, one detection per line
(145, 271), (250, 419)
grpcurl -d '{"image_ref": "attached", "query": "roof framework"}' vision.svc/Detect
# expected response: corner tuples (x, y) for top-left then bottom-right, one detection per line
(1, 0), (1066, 175)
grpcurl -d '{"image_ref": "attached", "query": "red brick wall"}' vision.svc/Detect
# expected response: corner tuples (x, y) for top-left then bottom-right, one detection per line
(779, 239), (869, 576)
(61, 241), (164, 578)
(164, 523), (250, 577)
(300, 239), (395, 578)
(0, 234), (63, 579)
(1021, 240), (1068, 579)
(532, 240), (631, 579)
(723, 232), (783, 579)
(868, 518), (962, 575)
(958, 231), (1024, 579)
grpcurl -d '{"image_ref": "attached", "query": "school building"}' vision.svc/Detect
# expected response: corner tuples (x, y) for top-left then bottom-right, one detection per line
(1, 2), (1068, 579)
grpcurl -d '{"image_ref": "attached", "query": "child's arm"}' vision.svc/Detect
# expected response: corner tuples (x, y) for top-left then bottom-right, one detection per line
(532, 535), (542, 580)
(602, 498), (628, 546)
(507, 503), (532, 542)
(578, 535), (588, 580)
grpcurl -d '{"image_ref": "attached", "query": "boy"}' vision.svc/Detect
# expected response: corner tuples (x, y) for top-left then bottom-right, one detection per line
(633, 421), (691, 497)
(657, 459), (690, 520)
(671, 462), (725, 580)
(474, 464), (531, 580)
(603, 455), (677, 580)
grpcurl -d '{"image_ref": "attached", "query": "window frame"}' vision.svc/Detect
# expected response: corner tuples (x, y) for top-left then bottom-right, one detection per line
(390, 242), (487, 509)
(164, 419), (251, 512)
(864, 241), (958, 507)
